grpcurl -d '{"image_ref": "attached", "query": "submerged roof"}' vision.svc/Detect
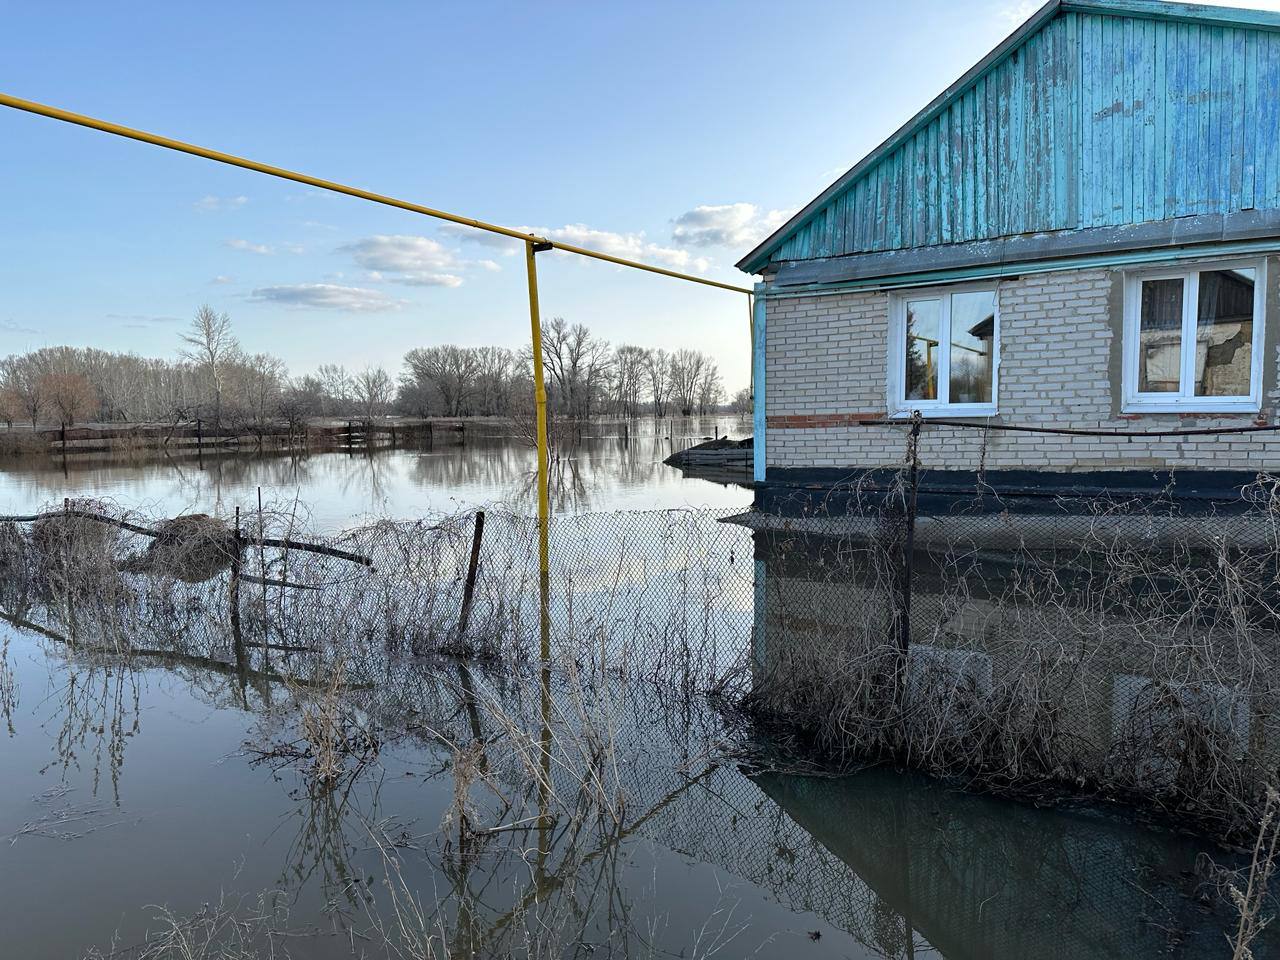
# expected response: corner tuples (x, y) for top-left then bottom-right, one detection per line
(737, 0), (1280, 278)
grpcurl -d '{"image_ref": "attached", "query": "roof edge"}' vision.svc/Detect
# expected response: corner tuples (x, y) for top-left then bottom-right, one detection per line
(734, 0), (1063, 275)
(736, 0), (1280, 277)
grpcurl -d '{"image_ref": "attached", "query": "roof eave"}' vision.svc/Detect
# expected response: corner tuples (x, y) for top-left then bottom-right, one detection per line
(734, 0), (1064, 275)
(735, 0), (1280, 277)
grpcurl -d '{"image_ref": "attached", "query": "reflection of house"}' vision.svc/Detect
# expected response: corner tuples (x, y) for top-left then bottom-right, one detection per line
(748, 523), (1280, 812)
(750, 768), (1261, 960)
(740, 0), (1280, 501)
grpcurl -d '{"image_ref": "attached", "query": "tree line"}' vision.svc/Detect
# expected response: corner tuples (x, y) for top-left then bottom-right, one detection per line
(0, 307), (748, 430)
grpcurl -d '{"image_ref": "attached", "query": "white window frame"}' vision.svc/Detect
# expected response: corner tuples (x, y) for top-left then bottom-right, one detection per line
(1122, 258), (1267, 414)
(888, 283), (1000, 418)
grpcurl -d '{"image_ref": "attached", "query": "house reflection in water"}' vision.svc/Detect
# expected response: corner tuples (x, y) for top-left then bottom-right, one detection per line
(732, 513), (1280, 958)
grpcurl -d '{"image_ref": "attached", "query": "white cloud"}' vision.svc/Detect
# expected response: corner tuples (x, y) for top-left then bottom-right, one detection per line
(106, 313), (182, 330)
(194, 194), (248, 212)
(227, 239), (274, 255)
(248, 284), (404, 312)
(1, 318), (41, 335)
(442, 220), (718, 272)
(437, 223), (523, 253)
(671, 203), (791, 249)
(995, 0), (1040, 26)
(210, 275), (234, 285)
(339, 235), (496, 287)
(528, 223), (711, 272)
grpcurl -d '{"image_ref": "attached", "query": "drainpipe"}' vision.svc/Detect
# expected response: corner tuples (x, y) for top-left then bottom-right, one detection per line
(752, 283), (767, 486)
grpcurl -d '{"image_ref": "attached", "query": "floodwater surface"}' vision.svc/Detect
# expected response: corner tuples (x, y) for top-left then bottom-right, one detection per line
(0, 624), (1258, 959)
(0, 416), (753, 528)
(0, 415), (1273, 958)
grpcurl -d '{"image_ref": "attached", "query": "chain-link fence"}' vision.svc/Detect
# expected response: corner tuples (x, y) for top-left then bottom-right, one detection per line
(4, 424), (1280, 839)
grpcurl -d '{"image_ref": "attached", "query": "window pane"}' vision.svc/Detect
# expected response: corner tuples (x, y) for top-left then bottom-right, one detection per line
(1194, 268), (1255, 397)
(904, 299), (940, 400)
(949, 290), (996, 404)
(1138, 278), (1184, 393)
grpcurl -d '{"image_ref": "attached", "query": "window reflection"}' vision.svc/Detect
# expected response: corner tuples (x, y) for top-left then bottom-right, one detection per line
(949, 291), (995, 404)
(905, 299), (940, 400)
(1194, 268), (1254, 397)
(1138, 278), (1183, 393)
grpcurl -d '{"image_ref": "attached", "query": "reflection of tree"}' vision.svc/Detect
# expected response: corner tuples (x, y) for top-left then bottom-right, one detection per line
(41, 660), (140, 804)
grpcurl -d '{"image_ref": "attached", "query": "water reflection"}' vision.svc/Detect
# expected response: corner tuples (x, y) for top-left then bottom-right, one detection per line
(0, 597), (1269, 959)
(0, 417), (753, 527)
(0, 484), (1276, 956)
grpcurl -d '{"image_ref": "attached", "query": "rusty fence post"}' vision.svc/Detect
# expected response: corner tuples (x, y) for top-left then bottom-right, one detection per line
(457, 510), (486, 639)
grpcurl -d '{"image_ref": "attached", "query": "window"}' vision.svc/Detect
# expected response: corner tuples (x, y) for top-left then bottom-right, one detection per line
(889, 285), (998, 416)
(1123, 260), (1266, 413)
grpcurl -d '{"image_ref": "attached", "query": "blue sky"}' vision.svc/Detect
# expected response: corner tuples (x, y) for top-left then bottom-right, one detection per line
(2, 0), (1274, 391)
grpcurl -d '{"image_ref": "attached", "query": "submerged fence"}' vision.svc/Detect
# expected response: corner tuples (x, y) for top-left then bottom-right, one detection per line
(4, 431), (1280, 838)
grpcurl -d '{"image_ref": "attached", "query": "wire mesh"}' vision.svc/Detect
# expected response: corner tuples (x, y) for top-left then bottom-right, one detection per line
(3, 429), (1280, 839)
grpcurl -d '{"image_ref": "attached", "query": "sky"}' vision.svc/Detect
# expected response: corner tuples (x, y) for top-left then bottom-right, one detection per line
(2, 0), (1278, 392)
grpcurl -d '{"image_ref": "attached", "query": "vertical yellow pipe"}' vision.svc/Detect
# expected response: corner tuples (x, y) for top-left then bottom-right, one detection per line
(525, 241), (551, 662)
(525, 240), (554, 864)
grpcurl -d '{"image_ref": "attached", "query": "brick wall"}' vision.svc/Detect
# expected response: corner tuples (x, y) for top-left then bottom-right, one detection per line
(763, 263), (1280, 473)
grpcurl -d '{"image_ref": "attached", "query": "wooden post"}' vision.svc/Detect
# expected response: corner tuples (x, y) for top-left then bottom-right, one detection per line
(230, 505), (246, 694)
(457, 510), (486, 638)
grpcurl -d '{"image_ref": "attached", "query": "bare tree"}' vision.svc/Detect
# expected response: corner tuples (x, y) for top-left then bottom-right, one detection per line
(243, 353), (288, 427)
(611, 345), (647, 418)
(0, 354), (46, 427)
(643, 348), (672, 418)
(353, 366), (394, 420)
(402, 346), (480, 417)
(474, 346), (516, 416)
(669, 348), (707, 416)
(40, 372), (99, 428)
(729, 386), (752, 415)
(539, 318), (613, 420)
(695, 361), (723, 414)
(178, 306), (240, 425)
(316, 364), (353, 416)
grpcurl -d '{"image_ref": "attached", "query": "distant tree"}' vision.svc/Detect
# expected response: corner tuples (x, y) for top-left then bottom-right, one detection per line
(40, 371), (99, 428)
(178, 306), (240, 425)
(669, 348), (707, 416)
(729, 386), (752, 415)
(316, 364), (353, 416)
(0, 355), (45, 427)
(243, 353), (288, 426)
(611, 344), (647, 418)
(695, 361), (724, 414)
(353, 366), (394, 419)
(538, 318), (612, 420)
(644, 348), (672, 418)
(403, 346), (480, 417)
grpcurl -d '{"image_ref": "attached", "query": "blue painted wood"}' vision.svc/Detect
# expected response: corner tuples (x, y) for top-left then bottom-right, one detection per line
(758, 6), (1280, 271)
(752, 288), (767, 483)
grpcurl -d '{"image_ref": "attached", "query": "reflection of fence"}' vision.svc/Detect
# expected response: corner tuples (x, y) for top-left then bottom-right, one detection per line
(29, 417), (462, 457)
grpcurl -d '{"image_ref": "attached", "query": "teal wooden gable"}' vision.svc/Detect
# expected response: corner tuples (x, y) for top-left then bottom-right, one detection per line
(738, 0), (1280, 277)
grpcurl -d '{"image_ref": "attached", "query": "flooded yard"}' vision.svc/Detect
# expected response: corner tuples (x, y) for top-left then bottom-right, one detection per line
(0, 420), (1275, 958)
(0, 416), (753, 527)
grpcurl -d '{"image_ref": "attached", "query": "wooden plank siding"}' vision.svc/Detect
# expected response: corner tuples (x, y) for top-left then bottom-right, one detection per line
(768, 10), (1280, 268)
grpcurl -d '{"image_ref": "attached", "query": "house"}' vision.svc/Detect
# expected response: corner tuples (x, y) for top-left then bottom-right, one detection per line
(739, 0), (1280, 506)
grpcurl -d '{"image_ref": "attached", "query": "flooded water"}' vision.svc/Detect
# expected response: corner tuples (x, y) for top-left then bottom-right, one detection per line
(0, 623), (1259, 960)
(0, 416), (753, 529)
(0, 416), (1275, 959)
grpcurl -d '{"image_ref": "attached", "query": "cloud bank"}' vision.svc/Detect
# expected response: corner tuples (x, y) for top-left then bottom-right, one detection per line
(248, 284), (403, 312)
